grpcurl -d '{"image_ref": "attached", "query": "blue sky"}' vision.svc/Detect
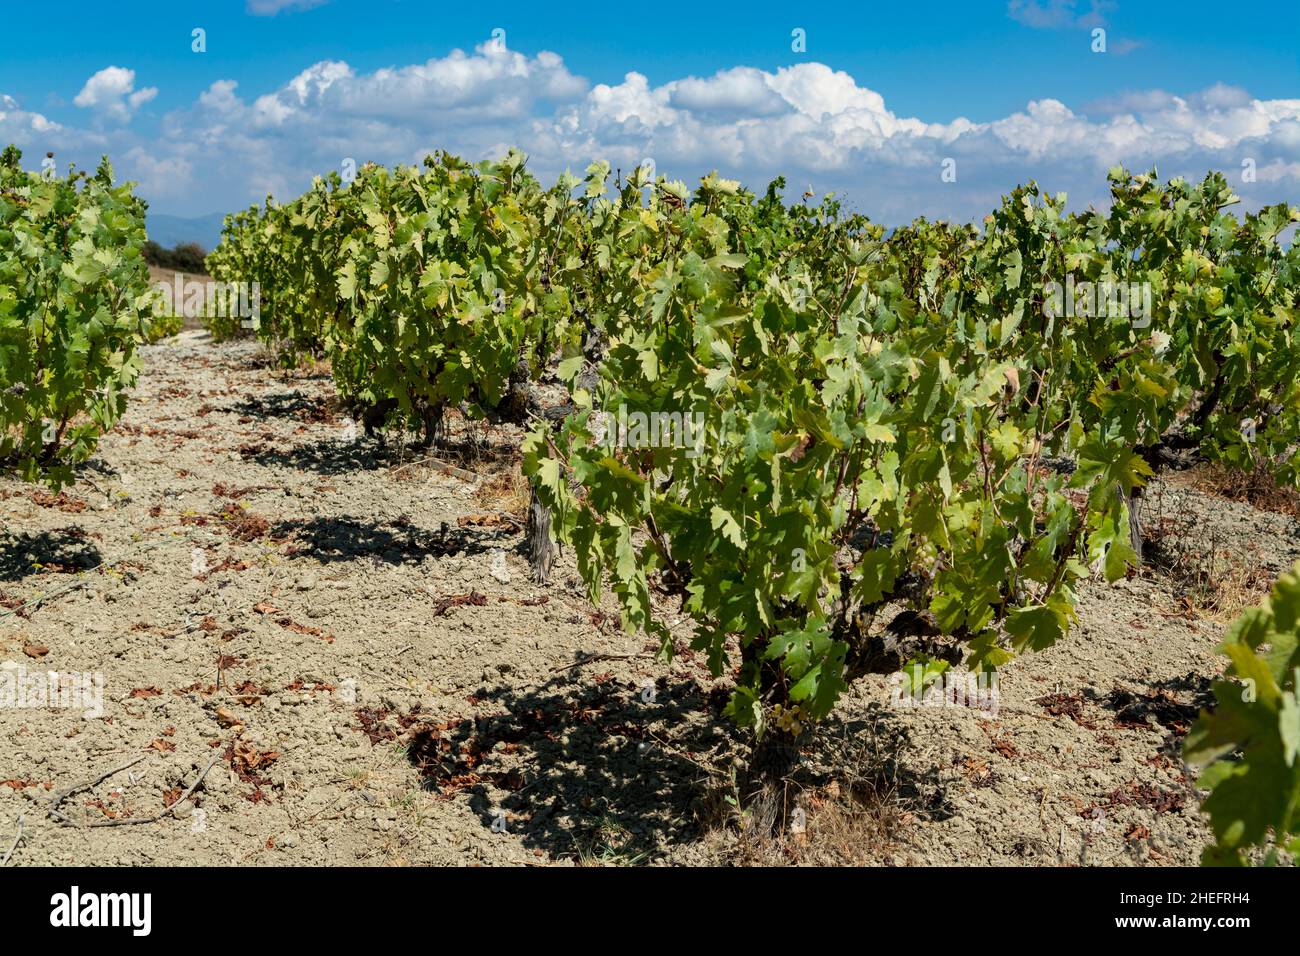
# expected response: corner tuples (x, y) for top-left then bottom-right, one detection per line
(1, 0), (1296, 236)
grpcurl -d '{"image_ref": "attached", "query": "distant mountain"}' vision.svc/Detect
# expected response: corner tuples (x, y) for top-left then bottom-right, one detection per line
(146, 212), (227, 252)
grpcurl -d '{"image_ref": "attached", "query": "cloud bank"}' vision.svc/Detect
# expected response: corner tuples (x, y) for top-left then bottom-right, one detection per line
(2, 42), (1297, 225)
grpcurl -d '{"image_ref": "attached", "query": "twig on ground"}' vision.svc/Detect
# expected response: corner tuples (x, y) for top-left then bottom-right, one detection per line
(0, 540), (163, 620)
(550, 652), (643, 673)
(47, 755), (148, 823)
(47, 752), (221, 828)
(1, 815), (24, 866)
(389, 455), (480, 482)
(91, 753), (222, 829)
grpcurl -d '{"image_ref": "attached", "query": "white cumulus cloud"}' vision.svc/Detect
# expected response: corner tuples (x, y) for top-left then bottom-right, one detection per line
(74, 67), (158, 122)
(9, 46), (1299, 227)
(0, 93), (85, 159)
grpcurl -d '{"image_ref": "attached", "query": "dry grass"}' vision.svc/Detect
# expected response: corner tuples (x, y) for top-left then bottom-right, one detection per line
(1178, 462), (1300, 520)
(1143, 488), (1274, 622)
(573, 817), (653, 866)
(704, 714), (928, 866)
(728, 777), (914, 866)
(475, 465), (530, 518)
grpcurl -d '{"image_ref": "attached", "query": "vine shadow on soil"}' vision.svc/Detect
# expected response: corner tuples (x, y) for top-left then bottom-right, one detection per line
(396, 674), (946, 863)
(76, 459), (119, 481)
(235, 394), (520, 478)
(243, 433), (508, 477)
(271, 515), (515, 564)
(1095, 672), (1216, 759)
(0, 528), (102, 582)
(245, 438), (388, 475)
(228, 390), (337, 424)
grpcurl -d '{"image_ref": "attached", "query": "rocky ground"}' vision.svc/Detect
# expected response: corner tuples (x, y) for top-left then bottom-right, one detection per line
(2, 330), (1294, 867)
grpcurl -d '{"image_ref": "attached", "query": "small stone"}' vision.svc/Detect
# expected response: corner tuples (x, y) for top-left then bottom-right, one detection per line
(489, 550), (511, 584)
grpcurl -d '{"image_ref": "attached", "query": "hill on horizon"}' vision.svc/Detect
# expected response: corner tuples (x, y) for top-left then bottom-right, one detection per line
(146, 211), (226, 252)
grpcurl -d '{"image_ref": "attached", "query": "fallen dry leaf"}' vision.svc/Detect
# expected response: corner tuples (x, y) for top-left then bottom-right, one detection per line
(227, 740), (281, 787)
(31, 490), (88, 514)
(214, 706), (244, 729)
(431, 591), (488, 617)
(275, 617), (335, 643)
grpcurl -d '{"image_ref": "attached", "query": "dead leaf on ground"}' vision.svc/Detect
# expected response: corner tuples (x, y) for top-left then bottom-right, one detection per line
(226, 739), (280, 784)
(431, 591), (488, 617)
(276, 617), (335, 643)
(31, 490), (88, 514)
(457, 512), (514, 529)
(213, 706), (244, 729)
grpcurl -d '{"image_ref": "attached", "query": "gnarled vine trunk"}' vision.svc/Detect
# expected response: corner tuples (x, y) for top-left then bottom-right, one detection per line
(1120, 482), (1144, 557)
(527, 485), (556, 584)
(420, 403), (445, 449)
(740, 732), (802, 838)
(734, 632), (804, 836)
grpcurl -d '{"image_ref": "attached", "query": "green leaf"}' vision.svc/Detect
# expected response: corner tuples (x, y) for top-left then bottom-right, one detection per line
(1280, 692), (1300, 767)
(710, 505), (744, 549)
(1005, 598), (1072, 653)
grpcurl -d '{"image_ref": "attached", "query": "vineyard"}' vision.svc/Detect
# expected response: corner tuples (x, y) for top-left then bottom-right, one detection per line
(1, 145), (1298, 866)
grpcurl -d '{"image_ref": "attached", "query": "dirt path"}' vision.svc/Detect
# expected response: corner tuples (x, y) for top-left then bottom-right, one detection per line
(2, 331), (1293, 866)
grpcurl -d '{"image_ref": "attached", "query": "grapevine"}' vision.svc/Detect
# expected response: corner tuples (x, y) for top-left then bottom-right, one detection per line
(0, 145), (155, 489)
(206, 153), (1300, 831)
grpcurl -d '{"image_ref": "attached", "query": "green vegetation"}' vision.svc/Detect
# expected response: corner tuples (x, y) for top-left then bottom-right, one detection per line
(0, 145), (156, 488)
